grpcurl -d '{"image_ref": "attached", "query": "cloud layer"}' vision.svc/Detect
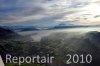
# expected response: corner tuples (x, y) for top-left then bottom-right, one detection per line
(0, 0), (100, 27)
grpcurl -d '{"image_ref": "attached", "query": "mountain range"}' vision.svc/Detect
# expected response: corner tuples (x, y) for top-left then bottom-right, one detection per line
(0, 24), (89, 32)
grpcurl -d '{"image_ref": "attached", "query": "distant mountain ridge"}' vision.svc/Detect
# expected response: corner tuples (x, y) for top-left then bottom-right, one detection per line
(1, 25), (90, 32)
(1, 26), (38, 31)
(51, 24), (89, 29)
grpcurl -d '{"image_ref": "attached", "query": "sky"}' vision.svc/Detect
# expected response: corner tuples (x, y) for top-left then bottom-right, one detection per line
(0, 0), (100, 27)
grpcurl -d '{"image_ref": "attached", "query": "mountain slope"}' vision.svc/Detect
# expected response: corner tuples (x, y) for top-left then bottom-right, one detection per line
(0, 27), (33, 41)
(0, 27), (18, 39)
(41, 31), (100, 66)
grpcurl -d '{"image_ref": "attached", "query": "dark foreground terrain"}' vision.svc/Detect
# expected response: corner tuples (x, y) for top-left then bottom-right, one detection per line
(0, 27), (100, 66)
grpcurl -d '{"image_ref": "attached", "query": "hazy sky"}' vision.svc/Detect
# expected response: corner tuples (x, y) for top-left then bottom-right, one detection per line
(0, 0), (100, 27)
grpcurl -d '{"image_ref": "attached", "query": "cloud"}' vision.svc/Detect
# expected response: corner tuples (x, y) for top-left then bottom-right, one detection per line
(0, 0), (100, 27)
(0, 0), (48, 22)
(0, 0), (81, 24)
